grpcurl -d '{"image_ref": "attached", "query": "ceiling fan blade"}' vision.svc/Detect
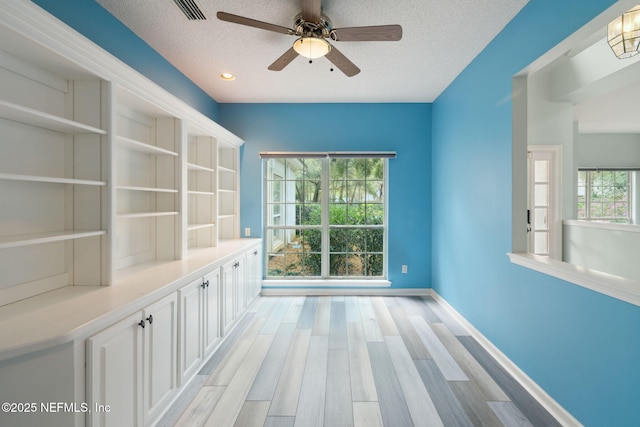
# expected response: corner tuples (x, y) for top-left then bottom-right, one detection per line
(332, 25), (403, 42)
(268, 48), (299, 71)
(325, 45), (360, 77)
(300, 0), (322, 23)
(217, 11), (293, 35)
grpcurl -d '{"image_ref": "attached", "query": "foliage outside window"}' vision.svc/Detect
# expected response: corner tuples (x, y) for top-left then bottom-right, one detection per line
(264, 156), (386, 279)
(577, 170), (631, 223)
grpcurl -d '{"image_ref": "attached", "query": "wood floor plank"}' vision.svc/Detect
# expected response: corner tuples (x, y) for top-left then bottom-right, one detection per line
(312, 296), (331, 336)
(264, 416), (295, 427)
(329, 301), (348, 349)
(387, 305), (432, 360)
(367, 341), (414, 427)
(430, 323), (509, 401)
(352, 402), (384, 427)
(156, 374), (209, 427)
(346, 322), (378, 402)
(324, 349), (353, 427)
(234, 400), (271, 427)
(205, 316), (267, 386)
(449, 381), (505, 427)
(385, 336), (444, 427)
(294, 335), (329, 427)
(370, 296), (399, 336)
(296, 296), (318, 329)
(256, 296), (280, 318)
(414, 359), (474, 427)
(458, 336), (562, 427)
(422, 296), (469, 336)
(199, 313), (255, 375)
(396, 296), (440, 322)
(488, 401), (534, 427)
(269, 329), (312, 416)
(203, 334), (274, 427)
(167, 296), (559, 427)
(344, 296), (361, 322)
(283, 296), (306, 323)
(358, 296), (383, 342)
(261, 297), (293, 334)
(408, 315), (469, 381)
(247, 322), (296, 400)
(173, 385), (225, 427)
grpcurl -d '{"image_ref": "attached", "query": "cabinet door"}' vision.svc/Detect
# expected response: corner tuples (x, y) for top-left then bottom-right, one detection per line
(221, 260), (236, 334)
(87, 311), (144, 427)
(203, 268), (221, 356)
(246, 246), (262, 304)
(235, 255), (246, 314)
(178, 278), (203, 385)
(143, 293), (178, 424)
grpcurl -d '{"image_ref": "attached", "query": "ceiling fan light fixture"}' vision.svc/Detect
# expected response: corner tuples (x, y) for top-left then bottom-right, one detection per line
(607, 5), (640, 59)
(293, 37), (331, 59)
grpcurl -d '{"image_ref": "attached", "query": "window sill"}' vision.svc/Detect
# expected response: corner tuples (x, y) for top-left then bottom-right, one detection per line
(564, 219), (640, 232)
(262, 279), (391, 288)
(507, 252), (640, 307)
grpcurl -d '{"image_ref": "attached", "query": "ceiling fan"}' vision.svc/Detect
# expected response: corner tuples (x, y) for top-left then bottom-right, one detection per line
(217, 0), (402, 77)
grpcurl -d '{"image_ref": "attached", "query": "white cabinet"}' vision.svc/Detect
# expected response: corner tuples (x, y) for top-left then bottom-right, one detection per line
(245, 245), (262, 305)
(221, 255), (243, 334)
(178, 268), (220, 384)
(87, 293), (178, 427)
(221, 244), (262, 334)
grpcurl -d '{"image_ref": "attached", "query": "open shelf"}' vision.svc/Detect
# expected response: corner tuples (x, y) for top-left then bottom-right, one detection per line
(187, 162), (215, 173)
(117, 211), (179, 219)
(188, 223), (215, 232)
(0, 172), (106, 186)
(116, 135), (179, 156)
(0, 230), (106, 250)
(0, 99), (106, 135)
(117, 185), (178, 193)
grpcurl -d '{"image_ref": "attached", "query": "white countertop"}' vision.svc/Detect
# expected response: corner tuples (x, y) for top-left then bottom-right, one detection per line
(0, 239), (261, 362)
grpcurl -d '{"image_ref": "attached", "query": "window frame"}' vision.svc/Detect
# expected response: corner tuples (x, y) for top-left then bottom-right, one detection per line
(261, 152), (393, 286)
(577, 169), (632, 224)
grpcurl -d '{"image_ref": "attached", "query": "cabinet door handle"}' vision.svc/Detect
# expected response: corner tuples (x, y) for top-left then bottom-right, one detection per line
(201, 282), (206, 289)
(253, 250), (258, 255)
(146, 315), (153, 325)
(234, 261), (240, 268)
(205, 280), (209, 288)
(138, 320), (145, 329)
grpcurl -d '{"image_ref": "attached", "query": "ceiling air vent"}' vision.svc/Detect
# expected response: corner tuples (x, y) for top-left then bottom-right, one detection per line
(173, 0), (206, 20)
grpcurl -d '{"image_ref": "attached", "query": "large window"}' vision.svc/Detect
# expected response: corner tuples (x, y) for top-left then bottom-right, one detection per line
(263, 154), (390, 280)
(577, 169), (632, 224)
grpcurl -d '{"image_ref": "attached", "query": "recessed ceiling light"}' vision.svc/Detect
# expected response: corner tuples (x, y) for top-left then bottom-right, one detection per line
(220, 72), (235, 81)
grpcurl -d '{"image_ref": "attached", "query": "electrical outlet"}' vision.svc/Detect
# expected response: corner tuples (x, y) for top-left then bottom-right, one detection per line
(402, 264), (408, 274)
(244, 227), (251, 237)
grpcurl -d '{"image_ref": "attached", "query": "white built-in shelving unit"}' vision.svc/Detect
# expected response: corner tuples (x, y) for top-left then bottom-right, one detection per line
(0, 1), (243, 305)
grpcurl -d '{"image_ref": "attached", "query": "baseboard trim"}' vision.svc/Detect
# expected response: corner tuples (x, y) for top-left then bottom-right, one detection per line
(260, 288), (432, 296)
(430, 290), (583, 427)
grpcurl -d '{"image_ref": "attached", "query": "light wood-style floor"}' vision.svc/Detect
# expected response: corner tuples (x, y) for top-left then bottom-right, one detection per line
(157, 296), (560, 427)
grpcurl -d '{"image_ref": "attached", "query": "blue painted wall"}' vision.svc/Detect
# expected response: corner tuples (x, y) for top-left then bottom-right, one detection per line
(432, 0), (640, 425)
(25, 0), (640, 424)
(219, 103), (432, 288)
(32, 0), (219, 120)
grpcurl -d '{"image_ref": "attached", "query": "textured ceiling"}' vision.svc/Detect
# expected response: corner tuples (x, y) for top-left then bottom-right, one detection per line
(97, 0), (528, 103)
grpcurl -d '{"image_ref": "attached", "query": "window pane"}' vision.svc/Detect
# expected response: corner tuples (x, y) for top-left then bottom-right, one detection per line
(534, 208), (548, 231)
(534, 160), (549, 182)
(534, 232), (549, 255)
(534, 184), (548, 206)
(265, 156), (386, 279)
